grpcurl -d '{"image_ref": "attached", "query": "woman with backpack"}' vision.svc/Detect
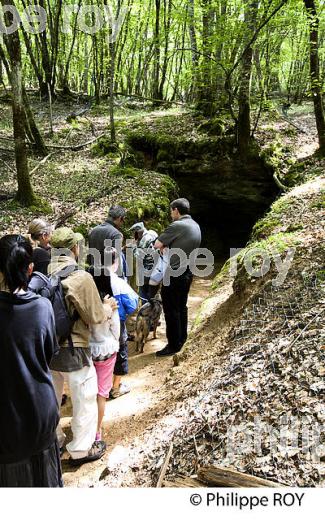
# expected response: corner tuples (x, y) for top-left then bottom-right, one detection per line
(0, 235), (62, 487)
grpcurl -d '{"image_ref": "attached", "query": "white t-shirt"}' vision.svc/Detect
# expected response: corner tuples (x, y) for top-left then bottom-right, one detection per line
(89, 302), (120, 359)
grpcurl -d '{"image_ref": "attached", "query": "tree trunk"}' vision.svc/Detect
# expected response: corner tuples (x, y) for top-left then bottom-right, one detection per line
(1, 0), (35, 206)
(158, 0), (172, 100)
(23, 89), (48, 156)
(303, 0), (325, 152)
(198, 0), (214, 107)
(188, 0), (200, 100)
(153, 0), (161, 102)
(109, 41), (116, 143)
(214, 0), (227, 104)
(237, 0), (258, 157)
(62, 0), (82, 94)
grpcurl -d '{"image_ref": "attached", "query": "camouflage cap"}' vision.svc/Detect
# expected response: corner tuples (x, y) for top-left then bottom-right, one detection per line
(51, 227), (84, 250)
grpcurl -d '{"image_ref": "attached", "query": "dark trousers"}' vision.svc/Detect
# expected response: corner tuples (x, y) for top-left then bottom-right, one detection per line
(113, 321), (128, 376)
(161, 270), (193, 353)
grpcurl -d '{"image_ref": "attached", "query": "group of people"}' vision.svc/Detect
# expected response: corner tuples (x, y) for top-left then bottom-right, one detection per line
(0, 197), (201, 487)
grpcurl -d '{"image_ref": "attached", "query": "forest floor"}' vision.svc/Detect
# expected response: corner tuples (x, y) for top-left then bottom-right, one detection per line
(0, 97), (319, 235)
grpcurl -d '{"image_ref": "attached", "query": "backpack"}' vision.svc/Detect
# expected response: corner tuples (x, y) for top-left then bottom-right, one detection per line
(28, 267), (79, 354)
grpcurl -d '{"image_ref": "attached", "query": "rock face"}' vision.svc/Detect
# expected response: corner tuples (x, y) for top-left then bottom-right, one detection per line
(126, 132), (279, 253)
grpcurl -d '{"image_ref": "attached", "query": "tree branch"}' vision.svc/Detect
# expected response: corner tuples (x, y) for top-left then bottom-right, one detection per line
(227, 0), (289, 79)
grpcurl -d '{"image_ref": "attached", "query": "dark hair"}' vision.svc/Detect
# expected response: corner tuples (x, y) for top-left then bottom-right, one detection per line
(108, 205), (126, 220)
(87, 247), (117, 300)
(170, 198), (190, 215)
(0, 235), (33, 292)
(103, 247), (117, 270)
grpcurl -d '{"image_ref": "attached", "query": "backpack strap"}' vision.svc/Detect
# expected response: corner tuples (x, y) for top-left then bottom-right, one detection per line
(55, 265), (80, 357)
(55, 265), (80, 280)
(28, 271), (54, 299)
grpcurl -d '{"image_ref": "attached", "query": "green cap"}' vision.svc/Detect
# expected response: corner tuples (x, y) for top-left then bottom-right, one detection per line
(51, 227), (84, 250)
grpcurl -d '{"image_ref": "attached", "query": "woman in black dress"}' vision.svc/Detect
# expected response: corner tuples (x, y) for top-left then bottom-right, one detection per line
(0, 235), (63, 487)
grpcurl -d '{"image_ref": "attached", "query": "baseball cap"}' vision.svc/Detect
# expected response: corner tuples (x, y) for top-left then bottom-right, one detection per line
(128, 222), (146, 233)
(51, 227), (84, 250)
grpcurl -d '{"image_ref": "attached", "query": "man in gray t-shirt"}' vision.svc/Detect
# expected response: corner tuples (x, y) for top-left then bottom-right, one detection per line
(154, 198), (201, 357)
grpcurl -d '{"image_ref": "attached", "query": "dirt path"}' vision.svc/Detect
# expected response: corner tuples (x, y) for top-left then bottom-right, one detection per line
(61, 276), (211, 487)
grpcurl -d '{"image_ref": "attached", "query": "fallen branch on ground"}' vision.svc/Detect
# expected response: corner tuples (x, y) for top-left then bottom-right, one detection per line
(156, 442), (174, 488)
(54, 186), (109, 228)
(277, 111), (308, 134)
(114, 92), (186, 107)
(163, 475), (204, 488)
(0, 192), (15, 201)
(55, 209), (78, 228)
(46, 132), (105, 151)
(198, 465), (284, 487)
(30, 151), (59, 177)
(0, 158), (15, 174)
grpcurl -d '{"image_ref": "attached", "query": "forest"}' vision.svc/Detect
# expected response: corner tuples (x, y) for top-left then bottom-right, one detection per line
(0, 0), (324, 490)
(0, 0), (324, 207)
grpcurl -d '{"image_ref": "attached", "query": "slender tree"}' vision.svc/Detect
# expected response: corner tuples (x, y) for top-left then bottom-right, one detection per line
(237, 0), (259, 156)
(303, 0), (325, 152)
(1, 0), (36, 205)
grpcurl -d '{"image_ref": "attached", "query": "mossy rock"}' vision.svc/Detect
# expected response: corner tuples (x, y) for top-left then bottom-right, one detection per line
(157, 149), (176, 163)
(244, 232), (300, 258)
(198, 118), (225, 137)
(126, 132), (161, 154)
(110, 165), (142, 179)
(109, 166), (177, 232)
(91, 136), (119, 157)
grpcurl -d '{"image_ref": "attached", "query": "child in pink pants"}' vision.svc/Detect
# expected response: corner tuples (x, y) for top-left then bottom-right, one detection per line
(90, 296), (120, 441)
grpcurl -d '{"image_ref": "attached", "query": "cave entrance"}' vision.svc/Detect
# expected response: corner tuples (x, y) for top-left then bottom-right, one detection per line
(127, 137), (279, 270)
(171, 157), (279, 270)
